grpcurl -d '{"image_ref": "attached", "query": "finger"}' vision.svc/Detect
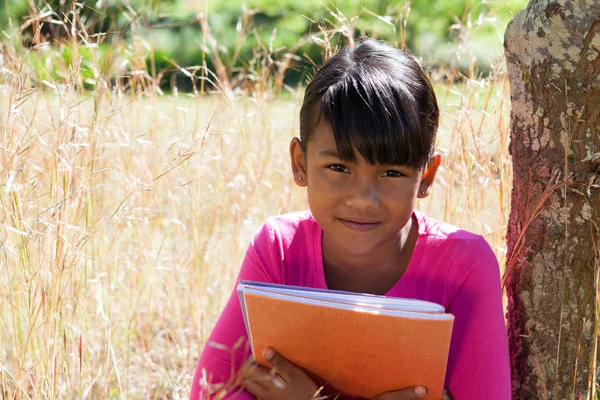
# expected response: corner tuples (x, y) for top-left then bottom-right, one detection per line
(262, 347), (295, 382)
(442, 389), (453, 400)
(245, 367), (272, 383)
(242, 360), (272, 387)
(243, 378), (268, 398)
(373, 386), (427, 400)
(241, 355), (255, 378)
(241, 357), (265, 380)
(268, 368), (286, 389)
(242, 360), (286, 393)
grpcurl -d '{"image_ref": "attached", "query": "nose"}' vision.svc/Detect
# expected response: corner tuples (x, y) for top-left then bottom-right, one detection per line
(344, 179), (381, 210)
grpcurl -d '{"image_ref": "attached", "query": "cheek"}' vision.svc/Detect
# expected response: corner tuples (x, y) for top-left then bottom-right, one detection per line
(307, 183), (334, 207)
(309, 168), (345, 191)
(306, 174), (340, 213)
(380, 180), (420, 197)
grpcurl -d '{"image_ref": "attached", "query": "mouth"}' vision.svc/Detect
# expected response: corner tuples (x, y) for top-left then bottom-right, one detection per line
(337, 218), (381, 232)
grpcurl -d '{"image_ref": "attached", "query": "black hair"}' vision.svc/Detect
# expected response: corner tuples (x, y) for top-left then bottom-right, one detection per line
(299, 39), (439, 169)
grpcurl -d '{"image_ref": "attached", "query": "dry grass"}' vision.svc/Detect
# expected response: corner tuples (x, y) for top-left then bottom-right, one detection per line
(0, 5), (512, 399)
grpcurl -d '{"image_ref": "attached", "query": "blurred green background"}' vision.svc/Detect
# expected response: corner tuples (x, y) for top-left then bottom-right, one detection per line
(0, 0), (527, 90)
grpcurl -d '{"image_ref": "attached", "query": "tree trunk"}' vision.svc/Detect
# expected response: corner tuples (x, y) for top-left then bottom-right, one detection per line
(504, 1), (600, 399)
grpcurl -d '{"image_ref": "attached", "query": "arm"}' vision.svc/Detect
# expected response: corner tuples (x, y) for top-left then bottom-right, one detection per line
(190, 224), (284, 400)
(444, 237), (511, 400)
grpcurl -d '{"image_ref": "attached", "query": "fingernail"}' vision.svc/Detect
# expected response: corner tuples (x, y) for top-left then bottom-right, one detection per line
(415, 386), (427, 396)
(262, 347), (274, 360)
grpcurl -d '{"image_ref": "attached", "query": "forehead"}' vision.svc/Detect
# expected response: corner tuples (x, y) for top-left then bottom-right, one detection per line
(305, 122), (383, 164)
(307, 121), (336, 150)
(304, 121), (422, 172)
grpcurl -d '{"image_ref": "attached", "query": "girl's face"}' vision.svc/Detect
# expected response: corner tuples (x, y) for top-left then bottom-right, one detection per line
(290, 122), (440, 258)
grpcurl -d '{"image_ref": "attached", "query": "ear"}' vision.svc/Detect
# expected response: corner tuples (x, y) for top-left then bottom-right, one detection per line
(417, 154), (441, 199)
(290, 137), (308, 187)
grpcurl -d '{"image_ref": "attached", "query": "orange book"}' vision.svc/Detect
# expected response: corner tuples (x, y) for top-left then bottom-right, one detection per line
(238, 281), (454, 400)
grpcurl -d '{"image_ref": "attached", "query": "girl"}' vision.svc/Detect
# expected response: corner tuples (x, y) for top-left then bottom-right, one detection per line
(190, 39), (511, 400)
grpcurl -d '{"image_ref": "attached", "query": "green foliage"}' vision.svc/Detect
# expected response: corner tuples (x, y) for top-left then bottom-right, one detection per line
(0, 0), (176, 35)
(150, 0), (527, 86)
(1, 0), (528, 90)
(0, 0), (29, 29)
(205, 0), (526, 49)
(22, 42), (113, 90)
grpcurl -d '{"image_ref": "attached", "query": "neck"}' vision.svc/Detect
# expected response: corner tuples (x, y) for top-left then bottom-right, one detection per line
(322, 215), (418, 282)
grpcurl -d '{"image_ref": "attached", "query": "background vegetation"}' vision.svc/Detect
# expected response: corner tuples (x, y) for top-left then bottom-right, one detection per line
(1, 0), (525, 89)
(1, 0), (525, 398)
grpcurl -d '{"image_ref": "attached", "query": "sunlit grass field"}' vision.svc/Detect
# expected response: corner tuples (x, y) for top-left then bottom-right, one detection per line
(1, 10), (513, 399)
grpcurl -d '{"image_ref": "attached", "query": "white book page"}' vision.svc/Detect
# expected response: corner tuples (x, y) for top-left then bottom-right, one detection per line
(237, 284), (251, 335)
(238, 280), (445, 313)
(242, 287), (453, 320)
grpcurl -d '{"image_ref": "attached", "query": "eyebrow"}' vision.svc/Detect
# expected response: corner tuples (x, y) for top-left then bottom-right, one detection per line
(319, 149), (340, 158)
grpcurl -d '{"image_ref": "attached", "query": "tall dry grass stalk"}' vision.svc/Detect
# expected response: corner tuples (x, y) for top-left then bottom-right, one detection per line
(0, 4), (512, 399)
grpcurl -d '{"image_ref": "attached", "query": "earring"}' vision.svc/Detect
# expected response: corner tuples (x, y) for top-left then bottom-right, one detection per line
(298, 176), (303, 181)
(419, 190), (426, 195)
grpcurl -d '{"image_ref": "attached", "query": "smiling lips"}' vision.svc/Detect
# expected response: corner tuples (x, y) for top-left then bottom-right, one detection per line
(338, 218), (381, 231)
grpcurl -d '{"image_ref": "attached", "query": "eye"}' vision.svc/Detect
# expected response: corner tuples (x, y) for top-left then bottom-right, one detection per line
(327, 164), (349, 173)
(382, 170), (405, 178)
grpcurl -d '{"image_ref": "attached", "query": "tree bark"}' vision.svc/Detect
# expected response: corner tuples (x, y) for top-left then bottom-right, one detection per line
(504, 1), (600, 399)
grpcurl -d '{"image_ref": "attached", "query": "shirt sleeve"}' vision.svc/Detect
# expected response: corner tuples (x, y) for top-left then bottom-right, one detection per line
(190, 222), (284, 400)
(444, 236), (511, 400)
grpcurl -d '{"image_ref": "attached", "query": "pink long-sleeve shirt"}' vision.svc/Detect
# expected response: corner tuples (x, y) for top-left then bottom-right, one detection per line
(190, 210), (511, 399)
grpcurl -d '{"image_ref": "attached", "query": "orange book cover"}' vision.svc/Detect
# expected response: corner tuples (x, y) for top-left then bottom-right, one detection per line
(239, 283), (454, 400)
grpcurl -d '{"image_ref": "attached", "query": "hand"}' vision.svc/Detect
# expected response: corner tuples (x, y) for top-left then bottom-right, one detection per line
(373, 387), (453, 400)
(241, 347), (322, 400)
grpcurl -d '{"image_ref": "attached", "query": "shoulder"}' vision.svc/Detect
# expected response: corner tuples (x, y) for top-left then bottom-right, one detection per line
(252, 210), (317, 248)
(413, 212), (501, 310)
(415, 210), (495, 259)
(414, 210), (499, 292)
(245, 211), (318, 285)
